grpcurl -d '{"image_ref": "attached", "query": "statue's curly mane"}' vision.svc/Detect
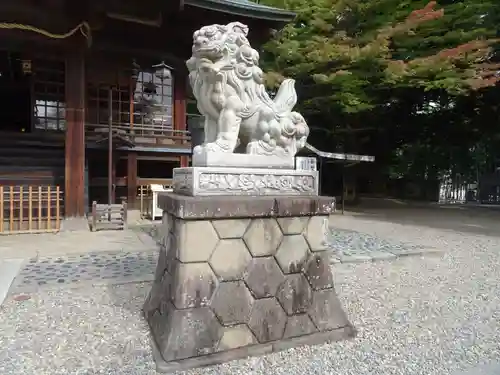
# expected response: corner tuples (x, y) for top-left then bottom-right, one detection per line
(187, 22), (275, 116)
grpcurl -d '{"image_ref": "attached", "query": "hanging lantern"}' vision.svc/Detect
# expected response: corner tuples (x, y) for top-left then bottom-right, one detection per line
(153, 61), (172, 80)
(21, 59), (32, 75)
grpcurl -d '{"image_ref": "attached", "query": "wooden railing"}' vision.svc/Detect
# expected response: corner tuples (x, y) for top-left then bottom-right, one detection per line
(0, 185), (63, 234)
(86, 123), (191, 147)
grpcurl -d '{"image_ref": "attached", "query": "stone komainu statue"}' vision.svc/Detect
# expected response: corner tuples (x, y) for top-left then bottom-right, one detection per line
(186, 22), (309, 158)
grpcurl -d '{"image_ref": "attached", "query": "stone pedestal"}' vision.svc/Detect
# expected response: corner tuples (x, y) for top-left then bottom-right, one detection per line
(173, 167), (319, 196)
(143, 194), (356, 373)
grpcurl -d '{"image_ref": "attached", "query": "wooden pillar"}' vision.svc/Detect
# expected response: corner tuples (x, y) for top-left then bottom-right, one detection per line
(173, 71), (189, 168)
(127, 152), (138, 207)
(64, 48), (86, 217)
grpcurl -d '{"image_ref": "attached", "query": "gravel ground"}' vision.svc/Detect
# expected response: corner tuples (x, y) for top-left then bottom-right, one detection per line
(1, 214), (500, 375)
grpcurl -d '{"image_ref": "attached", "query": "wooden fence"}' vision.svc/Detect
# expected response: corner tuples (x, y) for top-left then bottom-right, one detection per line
(0, 185), (63, 234)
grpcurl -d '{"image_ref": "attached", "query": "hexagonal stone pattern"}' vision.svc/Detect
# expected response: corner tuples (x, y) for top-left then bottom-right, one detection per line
(244, 257), (285, 299)
(275, 234), (310, 273)
(217, 324), (257, 351)
(210, 281), (254, 325)
(309, 289), (350, 331)
(243, 218), (283, 257)
(304, 216), (330, 251)
(209, 239), (252, 280)
(248, 298), (287, 343)
(276, 273), (313, 315)
(277, 217), (308, 235)
(283, 314), (318, 339)
(170, 262), (219, 309)
(151, 306), (222, 362)
(212, 219), (250, 239)
(177, 220), (219, 263)
(303, 252), (334, 290)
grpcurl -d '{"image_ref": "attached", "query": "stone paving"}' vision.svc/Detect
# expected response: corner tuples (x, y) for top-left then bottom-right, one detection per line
(10, 251), (158, 293)
(4, 223), (443, 296)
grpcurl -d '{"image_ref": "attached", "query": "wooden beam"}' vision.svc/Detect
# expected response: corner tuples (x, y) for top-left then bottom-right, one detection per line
(64, 46), (86, 218)
(127, 152), (138, 207)
(173, 71), (190, 168)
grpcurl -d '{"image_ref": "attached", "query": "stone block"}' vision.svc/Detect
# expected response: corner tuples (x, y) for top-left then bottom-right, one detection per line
(172, 167), (318, 196)
(217, 325), (257, 351)
(277, 217), (308, 235)
(209, 239), (252, 280)
(304, 216), (330, 251)
(248, 298), (287, 343)
(210, 281), (254, 325)
(243, 218), (283, 257)
(149, 306), (222, 362)
(244, 257), (285, 299)
(192, 150), (295, 169)
(303, 252), (334, 290)
(159, 193), (335, 220)
(212, 218), (250, 239)
(177, 220), (219, 263)
(276, 273), (313, 315)
(275, 234), (310, 273)
(146, 194), (354, 372)
(171, 262), (219, 309)
(283, 314), (318, 339)
(309, 289), (350, 331)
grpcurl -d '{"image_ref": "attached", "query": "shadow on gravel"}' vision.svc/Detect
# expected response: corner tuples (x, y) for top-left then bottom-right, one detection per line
(341, 200), (500, 237)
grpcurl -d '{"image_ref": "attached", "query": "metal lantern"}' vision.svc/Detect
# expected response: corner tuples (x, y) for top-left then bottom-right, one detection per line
(153, 61), (173, 80)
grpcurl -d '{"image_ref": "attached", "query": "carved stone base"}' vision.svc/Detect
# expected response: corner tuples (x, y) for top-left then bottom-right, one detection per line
(143, 193), (355, 373)
(192, 150), (295, 169)
(173, 167), (319, 196)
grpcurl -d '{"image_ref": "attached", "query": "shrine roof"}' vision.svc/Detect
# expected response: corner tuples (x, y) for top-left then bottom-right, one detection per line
(183, 0), (296, 23)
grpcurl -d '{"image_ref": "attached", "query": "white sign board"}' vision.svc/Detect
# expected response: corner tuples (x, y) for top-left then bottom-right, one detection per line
(295, 156), (317, 171)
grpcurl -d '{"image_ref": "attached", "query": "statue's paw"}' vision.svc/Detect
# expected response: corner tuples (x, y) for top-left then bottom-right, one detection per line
(193, 145), (204, 154)
(205, 140), (234, 153)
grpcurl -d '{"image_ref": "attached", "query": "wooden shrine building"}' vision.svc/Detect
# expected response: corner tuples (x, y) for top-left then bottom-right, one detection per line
(0, 0), (294, 233)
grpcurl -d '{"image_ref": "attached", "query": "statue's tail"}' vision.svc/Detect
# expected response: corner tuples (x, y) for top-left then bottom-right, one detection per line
(273, 78), (297, 114)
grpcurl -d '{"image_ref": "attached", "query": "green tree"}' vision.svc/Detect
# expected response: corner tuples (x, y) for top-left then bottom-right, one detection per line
(259, 0), (500, 186)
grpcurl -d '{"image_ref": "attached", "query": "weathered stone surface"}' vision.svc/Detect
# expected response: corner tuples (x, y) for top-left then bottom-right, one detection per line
(276, 273), (313, 315)
(303, 252), (334, 290)
(217, 325), (257, 351)
(210, 281), (254, 325)
(283, 314), (318, 339)
(277, 217), (308, 235)
(171, 262), (219, 309)
(150, 306), (222, 362)
(309, 289), (350, 331)
(244, 257), (285, 299)
(275, 235), (310, 273)
(243, 218), (283, 257)
(248, 298), (287, 343)
(304, 216), (330, 251)
(159, 193), (335, 220)
(177, 220), (219, 263)
(211, 219), (250, 239)
(209, 239), (252, 280)
(143, 271), (172, 320)
(154, 246), (169, 281)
